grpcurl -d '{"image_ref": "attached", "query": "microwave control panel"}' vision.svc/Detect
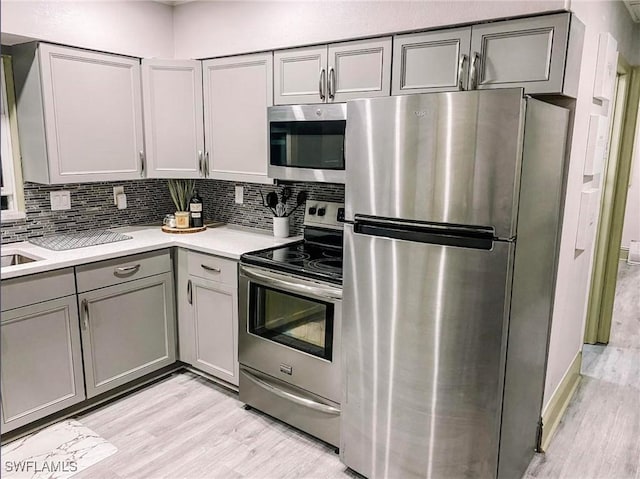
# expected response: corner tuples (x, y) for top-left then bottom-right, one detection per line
(304, 201), (345, 231)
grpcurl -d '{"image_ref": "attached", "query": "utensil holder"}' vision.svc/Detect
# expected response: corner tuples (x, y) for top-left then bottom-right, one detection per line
(273, 216), (289, 238)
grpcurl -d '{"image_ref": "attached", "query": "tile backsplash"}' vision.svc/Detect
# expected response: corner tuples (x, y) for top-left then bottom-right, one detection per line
(1, 179), (344, 244)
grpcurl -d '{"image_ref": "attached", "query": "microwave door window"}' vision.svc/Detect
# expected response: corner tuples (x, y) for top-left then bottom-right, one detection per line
(270, 121), (345, 170)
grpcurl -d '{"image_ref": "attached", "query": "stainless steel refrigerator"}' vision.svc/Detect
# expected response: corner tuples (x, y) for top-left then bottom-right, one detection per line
(341, 89), (569, 479)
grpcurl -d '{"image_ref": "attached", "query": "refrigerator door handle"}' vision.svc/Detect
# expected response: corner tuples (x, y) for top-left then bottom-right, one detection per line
(353, 216), (495, 250)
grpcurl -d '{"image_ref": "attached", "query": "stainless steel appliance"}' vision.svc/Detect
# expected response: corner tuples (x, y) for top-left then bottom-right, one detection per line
(268, 104), (346, 183)
(341, 89), (570, 479)
(239, 201), (345, 446)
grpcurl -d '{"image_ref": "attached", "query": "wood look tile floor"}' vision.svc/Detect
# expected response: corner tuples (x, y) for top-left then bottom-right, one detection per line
(524, 261), (640, 479)
(70, 262), (638, 478)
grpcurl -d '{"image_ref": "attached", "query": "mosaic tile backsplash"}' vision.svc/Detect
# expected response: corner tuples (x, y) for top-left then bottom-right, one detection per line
(1, 179), (344, 244)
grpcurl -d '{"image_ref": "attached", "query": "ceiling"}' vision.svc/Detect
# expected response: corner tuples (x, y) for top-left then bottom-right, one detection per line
(623, 0), (640, 22)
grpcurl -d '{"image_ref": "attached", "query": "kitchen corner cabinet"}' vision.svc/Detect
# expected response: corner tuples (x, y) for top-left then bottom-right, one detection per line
(12, 43), (145, 184)
(76, 251), (176, 398)
(393, 13), (583, 97)
(177, 249), (239, 386)
(142, 59), (205, 178)
(1, 269), (85, 433)
(274, 37), (392, 105)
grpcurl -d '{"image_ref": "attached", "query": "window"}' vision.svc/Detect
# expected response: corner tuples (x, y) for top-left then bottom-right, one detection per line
(1, 54), (25, 221)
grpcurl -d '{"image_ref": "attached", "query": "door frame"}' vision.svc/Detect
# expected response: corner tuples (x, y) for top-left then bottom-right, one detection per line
(584, 57), (640, 344)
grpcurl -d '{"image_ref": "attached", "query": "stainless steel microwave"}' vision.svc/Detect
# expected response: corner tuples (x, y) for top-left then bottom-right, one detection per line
(267, 104), (347, 184)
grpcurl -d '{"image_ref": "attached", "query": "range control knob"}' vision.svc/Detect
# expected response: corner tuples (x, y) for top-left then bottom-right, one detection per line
(337, 207), (345, 222)
(317, 207), (326, 217)
(308, 206), (317, 215)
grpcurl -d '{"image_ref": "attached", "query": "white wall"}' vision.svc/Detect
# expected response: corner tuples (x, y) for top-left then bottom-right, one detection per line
(542, 0), (640, 409)
(0, 1), (174, 58)
(173, 0), (567, 58)
(621, 109), (640, 250)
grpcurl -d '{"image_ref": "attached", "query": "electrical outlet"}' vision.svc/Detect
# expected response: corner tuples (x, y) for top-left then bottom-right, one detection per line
(50, 191), (71, 211)
(235, 185), (244, 204)
(113, 186), (124, 205)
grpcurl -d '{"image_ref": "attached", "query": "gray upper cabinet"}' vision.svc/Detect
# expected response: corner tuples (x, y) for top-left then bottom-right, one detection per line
(12, 43), (145, 184)
(203, 53), (274, 184)
(470, 14), (578, 95)
(1, 269), (84, 433)
(392, 13), (583, 97)
(142, 59), (205, 179)
(274, 37), (392, 105)
(392, 28), (472, 95)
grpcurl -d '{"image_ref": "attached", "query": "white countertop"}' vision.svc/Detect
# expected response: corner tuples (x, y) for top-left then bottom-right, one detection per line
(1, 225), (300, 280)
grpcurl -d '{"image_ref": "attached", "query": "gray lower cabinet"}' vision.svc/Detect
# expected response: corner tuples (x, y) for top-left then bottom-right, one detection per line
(1, 295), (85, 433)
(76, 250), (176, 398)
(176, 249), (239, 386)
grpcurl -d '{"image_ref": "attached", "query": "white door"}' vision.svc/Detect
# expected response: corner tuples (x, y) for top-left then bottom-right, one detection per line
(1, 296), (85, 432)
(274, 46), (327, 105)
(38, 43), (144, 183)
(328, 37), (392, 102)
(203, 53), (274, 184)
(190, 276), (239, 386)
(392, 28), (472, 95)
(142, 59), (205, 178)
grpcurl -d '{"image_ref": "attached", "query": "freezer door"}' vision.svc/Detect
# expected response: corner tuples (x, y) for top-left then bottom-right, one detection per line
(341, 224), (513, 479)
(345, 89), (525, 239)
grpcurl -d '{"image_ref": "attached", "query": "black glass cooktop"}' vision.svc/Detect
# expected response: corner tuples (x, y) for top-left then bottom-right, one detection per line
(241, 240), (343, 285)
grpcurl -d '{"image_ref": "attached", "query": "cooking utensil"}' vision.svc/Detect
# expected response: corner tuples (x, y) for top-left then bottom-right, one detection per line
(276, 202), (286, 217)
(281, 186), (292, 205)
(285, 190), (308, 217)
(265, 191), (279, 216)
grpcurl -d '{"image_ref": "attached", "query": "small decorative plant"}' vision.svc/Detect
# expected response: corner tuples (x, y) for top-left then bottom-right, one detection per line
(168, 179), (195, 212)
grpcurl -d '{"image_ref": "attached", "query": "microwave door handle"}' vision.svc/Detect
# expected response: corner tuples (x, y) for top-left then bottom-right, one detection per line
(242, 266), (342, 301)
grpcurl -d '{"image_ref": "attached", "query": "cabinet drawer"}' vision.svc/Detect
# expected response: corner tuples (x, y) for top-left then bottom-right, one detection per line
(1, 268), (75, 312)
(76, 250), (171, 293)
(187, 251), (237, 285)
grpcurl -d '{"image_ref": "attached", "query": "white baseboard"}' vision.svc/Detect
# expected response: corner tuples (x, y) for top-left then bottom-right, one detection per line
(540, 351), (582, 452)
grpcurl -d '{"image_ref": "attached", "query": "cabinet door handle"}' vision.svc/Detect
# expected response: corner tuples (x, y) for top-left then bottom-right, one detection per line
(204, 151), (210, 178)
(319, 68), (326, 101)
(198, 150), (204, 177)
(458, 54), (468, 91)
(328, 67), (336, 100)
(201, 264), (221, 273)
(81, 299), (89, 330)
(139, 151), (146, 177)
(115, 264), (141, 274)
(469, 52), (480, 90)
(187, 279), (192, 304)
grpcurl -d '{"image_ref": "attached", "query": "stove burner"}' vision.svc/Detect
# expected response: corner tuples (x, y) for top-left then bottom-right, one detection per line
(322, 250), (341, 259)
(308, 258), (342, 272)
(274, 251), (311, 262)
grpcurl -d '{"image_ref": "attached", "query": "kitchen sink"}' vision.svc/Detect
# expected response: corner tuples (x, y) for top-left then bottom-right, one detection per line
(1, 252), (42, 267)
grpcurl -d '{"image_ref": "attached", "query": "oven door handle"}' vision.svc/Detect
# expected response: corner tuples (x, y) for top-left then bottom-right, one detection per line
(241, 266), (342, 301)
(241, 368), (340, 416)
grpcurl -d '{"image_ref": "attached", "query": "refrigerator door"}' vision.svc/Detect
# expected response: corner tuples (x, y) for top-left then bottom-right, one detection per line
(341, 224), (513, 479)
(345, 89), (525, 239)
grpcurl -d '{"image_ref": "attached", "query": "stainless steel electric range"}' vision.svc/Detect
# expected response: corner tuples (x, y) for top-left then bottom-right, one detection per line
(238, 201), (344, 447)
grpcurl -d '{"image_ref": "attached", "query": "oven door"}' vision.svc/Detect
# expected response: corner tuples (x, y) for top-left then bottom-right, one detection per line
(267, 104), (346, 184)
(239, 264), (342, 403)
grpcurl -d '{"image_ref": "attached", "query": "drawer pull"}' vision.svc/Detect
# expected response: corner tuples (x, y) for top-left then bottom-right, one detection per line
(115, 264), (141, 275)
(201, 264), (221, 273)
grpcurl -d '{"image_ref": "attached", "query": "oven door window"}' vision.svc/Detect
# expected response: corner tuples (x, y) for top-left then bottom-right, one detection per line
(270, 121), (345, 170)
(249, 283), (334, 361)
